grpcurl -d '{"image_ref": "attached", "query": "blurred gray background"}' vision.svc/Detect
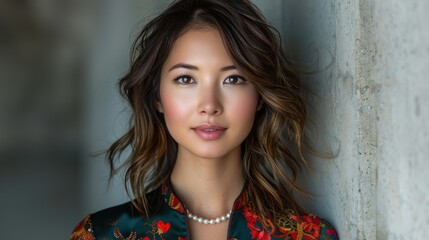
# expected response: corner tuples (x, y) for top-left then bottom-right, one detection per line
(1, 0), (428, 239)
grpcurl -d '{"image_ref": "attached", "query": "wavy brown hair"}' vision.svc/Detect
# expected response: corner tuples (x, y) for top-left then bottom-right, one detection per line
(108, 0), (313, 229)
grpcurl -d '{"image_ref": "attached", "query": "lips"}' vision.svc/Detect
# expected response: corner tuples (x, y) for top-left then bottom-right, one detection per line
(192, 124), (226, 140)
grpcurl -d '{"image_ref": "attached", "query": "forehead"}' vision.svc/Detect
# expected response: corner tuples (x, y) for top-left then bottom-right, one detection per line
(162, 27), (235, 70)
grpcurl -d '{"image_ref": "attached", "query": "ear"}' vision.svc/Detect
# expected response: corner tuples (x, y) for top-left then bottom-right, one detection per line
(156, 101), (164, 113)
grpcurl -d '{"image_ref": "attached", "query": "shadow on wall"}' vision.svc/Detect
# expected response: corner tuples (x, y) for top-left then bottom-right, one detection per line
(274, 0), (340, 223)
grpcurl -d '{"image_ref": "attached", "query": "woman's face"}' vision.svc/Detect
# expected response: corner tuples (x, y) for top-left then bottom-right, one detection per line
(159, 27), (260, 160)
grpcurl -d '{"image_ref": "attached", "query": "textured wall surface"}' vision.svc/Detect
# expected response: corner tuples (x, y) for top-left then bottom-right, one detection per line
(276, 1), (378, 239)
(259, 0), (429, 239)
(375, 1), (429, 239)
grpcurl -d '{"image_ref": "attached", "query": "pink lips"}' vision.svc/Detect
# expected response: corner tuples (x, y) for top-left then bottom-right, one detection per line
(192, 124), (226, 140)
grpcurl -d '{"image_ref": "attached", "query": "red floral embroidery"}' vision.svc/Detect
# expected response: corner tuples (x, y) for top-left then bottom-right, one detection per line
(243, 206), (325, 240)
(255, 230), (271, 240)
(72, 183), (339, 240)
(278, 214), (321, 240)
(70, 216), (95, 240)
(162, 183), (186, 213)
(157, 220), (171, 234)
(144, 219), (172, 239)
(325, 228), (338, 237)
(243, 206), (272, 240)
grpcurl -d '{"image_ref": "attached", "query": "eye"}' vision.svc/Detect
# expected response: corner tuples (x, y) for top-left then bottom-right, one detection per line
(174, 75), (195, 84)
(224, 75), (246, 85)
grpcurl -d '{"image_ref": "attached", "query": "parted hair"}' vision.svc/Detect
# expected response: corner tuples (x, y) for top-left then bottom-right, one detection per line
(108, 0), (312, 228)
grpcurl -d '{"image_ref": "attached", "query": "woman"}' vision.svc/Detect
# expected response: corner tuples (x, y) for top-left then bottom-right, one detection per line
(70, 0), (339, 239)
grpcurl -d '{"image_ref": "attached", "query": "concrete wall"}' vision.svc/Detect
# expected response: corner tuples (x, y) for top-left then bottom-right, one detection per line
(255, 1), (377, 238)
(257, 0), (429, 239)
(0, 1), (170, 239)
(0, 1), (94, 238)
(375, 1), (429, 239)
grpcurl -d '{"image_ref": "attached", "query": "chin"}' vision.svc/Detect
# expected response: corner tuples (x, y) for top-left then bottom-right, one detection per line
(193, 149), (230, 160)
(177, 139), (242, 160)
(185, 144), (240, 160)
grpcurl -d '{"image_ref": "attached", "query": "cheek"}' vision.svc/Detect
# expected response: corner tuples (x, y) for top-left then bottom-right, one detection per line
(228, 91), (260, 125)
(159, 89), (194, 127)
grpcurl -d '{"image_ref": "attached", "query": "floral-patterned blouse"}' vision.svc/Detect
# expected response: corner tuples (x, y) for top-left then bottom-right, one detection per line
(70, 182), (339, 240)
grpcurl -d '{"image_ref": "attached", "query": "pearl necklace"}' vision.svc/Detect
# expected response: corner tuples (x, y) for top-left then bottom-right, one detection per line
(186, 209), (232, 224)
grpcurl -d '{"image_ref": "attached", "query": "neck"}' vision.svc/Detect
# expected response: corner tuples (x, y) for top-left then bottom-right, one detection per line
(170, 148), (244, 219)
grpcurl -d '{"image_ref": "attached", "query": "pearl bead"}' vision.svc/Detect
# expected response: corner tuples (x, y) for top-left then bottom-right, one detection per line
(186, 208), (232, 225)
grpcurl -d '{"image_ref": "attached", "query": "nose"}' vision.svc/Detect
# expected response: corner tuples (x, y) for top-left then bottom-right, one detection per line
(197, 85), (223, 116)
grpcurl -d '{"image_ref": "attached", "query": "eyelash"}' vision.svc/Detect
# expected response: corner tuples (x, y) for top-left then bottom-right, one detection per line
(224, 75), (247, 85)
(174, 75), (195, 84)
(173, 75), (247, 85)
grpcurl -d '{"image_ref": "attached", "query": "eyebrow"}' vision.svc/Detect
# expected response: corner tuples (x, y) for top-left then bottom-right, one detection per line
(168, 63), (237, 72)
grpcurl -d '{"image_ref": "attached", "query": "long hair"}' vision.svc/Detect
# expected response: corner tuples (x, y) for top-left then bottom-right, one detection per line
(108, 0), (311, 229)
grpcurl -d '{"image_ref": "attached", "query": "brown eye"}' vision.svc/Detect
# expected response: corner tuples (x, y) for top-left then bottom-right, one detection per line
(175, 75), (195, 84)
(224, 75), (246, 85)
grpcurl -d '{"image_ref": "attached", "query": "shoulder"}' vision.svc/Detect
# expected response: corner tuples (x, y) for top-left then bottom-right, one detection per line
(318, 217), (339, 240)
(276, 211), (339, 240)
(69, 189), (161, 240)
(240, 203), (339, 239)
(70, 215), (95, 240)
(69, 202), (138, 240)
